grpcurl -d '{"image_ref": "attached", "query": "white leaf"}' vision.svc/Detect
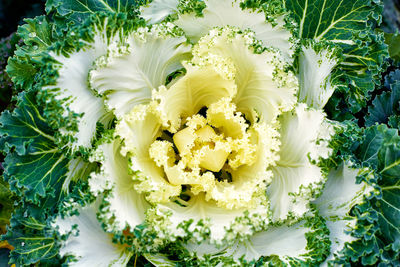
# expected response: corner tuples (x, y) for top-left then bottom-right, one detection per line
(298, 44), (339, 108)
(176, 0), (293, 60)
(90, 27), (191, 118)
(54, 202), (132, 266)
(140, 0), (179, 24)
(267, 104), (333, 221)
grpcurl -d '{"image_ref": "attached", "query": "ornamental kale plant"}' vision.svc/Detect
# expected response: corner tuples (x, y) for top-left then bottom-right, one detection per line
(0, 0), (398, 266)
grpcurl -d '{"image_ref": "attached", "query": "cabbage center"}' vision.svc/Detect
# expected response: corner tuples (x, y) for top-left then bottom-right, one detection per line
(148, 97), (279, 209)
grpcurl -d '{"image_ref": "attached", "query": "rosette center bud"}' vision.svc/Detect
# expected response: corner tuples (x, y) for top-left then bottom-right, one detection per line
(150, 98), (257, 189)
(173, 125), (230, 173)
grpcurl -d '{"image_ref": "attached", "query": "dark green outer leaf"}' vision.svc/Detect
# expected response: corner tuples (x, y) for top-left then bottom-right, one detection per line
(0, 33), (21, 110)
(286, 0), (380, 40)
(356, 125), (394, 166)
(339, 124), (400, 265)
(383, 32), (400, 62)
(0, 92), (68, 207)
(375, 129), (400, 249)
(45, 0), (144, 22)
(15, 16), (55, 61)
(0, 178), (14, 233)
(4, 203), (61, 266)
(6, 16), (58, 89)
(285, 0), (388, 120)
(388, 115), (400, 129)
(365, 70), (400, 126)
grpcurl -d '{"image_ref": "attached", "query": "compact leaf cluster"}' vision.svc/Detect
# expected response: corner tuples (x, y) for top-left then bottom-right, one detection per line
(0, 0), (399, 266)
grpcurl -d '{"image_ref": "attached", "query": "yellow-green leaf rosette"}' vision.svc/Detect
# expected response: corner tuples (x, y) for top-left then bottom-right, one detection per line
(48, 1), (375, 266)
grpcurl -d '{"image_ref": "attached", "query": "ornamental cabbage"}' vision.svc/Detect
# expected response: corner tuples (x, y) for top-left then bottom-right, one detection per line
(1, 0), (397, 266)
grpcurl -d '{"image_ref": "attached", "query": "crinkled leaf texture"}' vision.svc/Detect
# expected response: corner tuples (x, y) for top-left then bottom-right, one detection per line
(341, 124), (400, 265)
(329, 123), (400, 266)
(6, 16), (58, 89)
(89, 26), (191, 118)
(366, 70), (400, 127)
(89, 139), (149, 233)
(297, 41), (340, 109)
(313, 163), (374, 265)
(267, 104), (333, 221)
(42, 18), (114, 150)
(175, 0), (294, 60)
(45, 0), (144, 22)
(0, 91), (95, 203)
(0, 92), (69, 206)
(4, 203), (61, 266)
(0, 92), (96, 265)
(286, 0), (388, 119)
(140, 0), (179, 24)
(54, 201), (132, 266)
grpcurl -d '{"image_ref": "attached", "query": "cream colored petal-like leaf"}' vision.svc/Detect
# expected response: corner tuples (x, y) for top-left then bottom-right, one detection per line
(153, 193), (269, 244)
(54, 202), (132, 266)
(267, 104), (333, 221)
(140, 0), (179, 24)
(117, 104), (181, 203)
(186, 220), (311, 264)
(62, 158), (97, 193)
(89, 140), (149, 231)
(176, 0), (293, 60)
(90, 27), (191, 118)
(298, 44), (339, 108)
(313, 163), (374, 265)
(226, 221), (310, 262)
(46, 31), (111, 149)
(192, 28), (297, 123)
(154, 64), (237, 132)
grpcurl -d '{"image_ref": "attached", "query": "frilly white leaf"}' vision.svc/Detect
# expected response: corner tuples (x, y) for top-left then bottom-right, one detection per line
(140, 0), (179, 24)
(298, 44), (339, 108)
(45, 31), (112, 150)
(176, 0), (294, 60)
(267, 104), (333, 221)
(186, 219), (311, 263)
(226, 221), (310, 262)
(151, 192), (269, 244)
(54, 202), (132, 266)
(90, 26), (191, 118)
(89, 139), (149, 231)
(192, 27), (298, 123)
(116, 104), (181, 203)
(313, 163), (374, 264)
